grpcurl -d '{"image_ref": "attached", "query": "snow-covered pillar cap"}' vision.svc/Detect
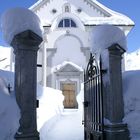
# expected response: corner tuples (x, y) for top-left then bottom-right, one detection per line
(1, 7), (43, 45)
(90, 24), (127, 54)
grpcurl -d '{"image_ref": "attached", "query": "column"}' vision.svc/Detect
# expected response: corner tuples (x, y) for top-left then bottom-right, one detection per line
(11, 30), (42, 140)
(101, 44), (130, 140)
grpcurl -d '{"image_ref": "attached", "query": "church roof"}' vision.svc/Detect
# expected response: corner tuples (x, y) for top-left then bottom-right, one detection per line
(86, 0), (134, 26)
(30, 0), (134, 27)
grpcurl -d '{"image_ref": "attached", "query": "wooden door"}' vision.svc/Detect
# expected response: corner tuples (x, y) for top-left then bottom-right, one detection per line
(62, 83), (77, 108)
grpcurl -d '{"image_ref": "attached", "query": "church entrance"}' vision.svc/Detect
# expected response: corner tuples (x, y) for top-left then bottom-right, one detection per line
(61, 83), (77, 108)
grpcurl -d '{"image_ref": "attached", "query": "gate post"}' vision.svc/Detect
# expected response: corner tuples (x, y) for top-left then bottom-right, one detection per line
(11, 30), (42, 140)
(101, 44), (130, 140)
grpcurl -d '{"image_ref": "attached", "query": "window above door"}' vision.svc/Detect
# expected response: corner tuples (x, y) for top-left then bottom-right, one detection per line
(58, 18), (77, 28)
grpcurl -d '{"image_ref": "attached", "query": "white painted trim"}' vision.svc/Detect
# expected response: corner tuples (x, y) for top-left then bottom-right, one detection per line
(51, 13), (85, 31)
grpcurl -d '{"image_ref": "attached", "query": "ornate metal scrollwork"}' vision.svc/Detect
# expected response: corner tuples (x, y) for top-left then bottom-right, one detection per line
(85, 53), (98, 79)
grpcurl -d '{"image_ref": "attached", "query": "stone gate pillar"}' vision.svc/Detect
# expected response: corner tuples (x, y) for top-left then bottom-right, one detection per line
(101, 44), (130, 140)
(11, 30), (42, 140)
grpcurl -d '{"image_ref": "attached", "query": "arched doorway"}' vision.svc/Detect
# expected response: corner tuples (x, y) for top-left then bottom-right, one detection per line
(53, 61), (83, 109)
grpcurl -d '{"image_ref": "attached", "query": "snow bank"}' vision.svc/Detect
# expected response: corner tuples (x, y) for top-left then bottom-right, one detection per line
(123, 70), (140, 139)
(1, 7), (43, 44)
(76, 83), (84, 112)
(0, 46), (11, 71)
(37, 84), (64, 131)
(0, 69), (64, 139)
(90, 24), (127, 54)
(0, 70), (14, 91)
(125, 49), (140, 71)
(0, 77), (20, 140)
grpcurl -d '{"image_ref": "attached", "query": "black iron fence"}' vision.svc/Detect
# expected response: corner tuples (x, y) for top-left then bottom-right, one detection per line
(84, 53), (104, 140)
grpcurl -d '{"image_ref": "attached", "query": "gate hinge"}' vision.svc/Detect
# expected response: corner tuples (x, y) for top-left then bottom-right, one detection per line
(83, 101), (89, 107)
(82, 120), (84, 125)
(36, 100), (39, 108)
(101, 69), (107, 74)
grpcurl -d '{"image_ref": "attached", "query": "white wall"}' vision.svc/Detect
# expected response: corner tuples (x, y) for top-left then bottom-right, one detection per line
(34, 0), (103, 26)
(47, 28), (89, 49)
(52, 35), (86, 68)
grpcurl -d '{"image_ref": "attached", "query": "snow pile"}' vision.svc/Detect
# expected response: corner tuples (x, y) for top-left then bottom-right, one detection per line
(90, 24), (126, 54)
(43, 110), (84, 140)
(125, 49), (140, 71)
(0, 69), (64, 140)
(123, 70), (140, 139)
(0, 69), (14, 91)
(37, 84), (64, 131)
(0, 46), (11, 71)
(0, 77), (20, 140)
(1, 7), (43, 44)
(76, 83), (84, 112)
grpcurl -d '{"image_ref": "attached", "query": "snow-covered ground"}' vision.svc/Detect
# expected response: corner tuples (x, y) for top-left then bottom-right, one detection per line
(123, 71), (140, 140)
(37, 84), (64, 131)
(0, 73), (65, 139)
(1, 46), (140, 140)
(0, 77), (20, 140)
(0, 69), (84, 140)
(0, 46), (11, 71)
(125, 49), (140, 71)
(41, 109), (84, 140)
(1, 68), (140, 140)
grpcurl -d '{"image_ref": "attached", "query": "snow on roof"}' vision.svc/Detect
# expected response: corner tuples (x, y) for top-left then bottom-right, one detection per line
(29, 0), (45, 10)
(90, 24), (127, 54)
(52, 61), (83, 73)
(84, 16), (134, 26)
(83, 0), (134, 26)
(1, 7), (43, 45)
(30, 0), (134, 27)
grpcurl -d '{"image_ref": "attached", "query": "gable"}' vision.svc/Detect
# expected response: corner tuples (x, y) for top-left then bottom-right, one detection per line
(30, 0), (108, 26)
(53, 61), (83, 74)
(59, 64), (81, 73)
(30, 0), (110, 17)
(30, 0), (134, 33)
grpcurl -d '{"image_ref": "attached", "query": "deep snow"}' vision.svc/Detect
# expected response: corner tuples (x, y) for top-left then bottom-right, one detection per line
(1, 69), (140, 140)
(0, 71), (84, 140)
(123, 71), (140, 139)
(0, 47), (140, 140)
(125, 49), (140, 71)
(41, 109), (84, 140)
(1, 7), (43, 44)
(0, 77), (20, 140)
(0, 47), (11, 71)
(90, 24), (127, 54)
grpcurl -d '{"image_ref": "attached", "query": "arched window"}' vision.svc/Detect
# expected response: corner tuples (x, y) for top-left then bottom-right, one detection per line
(58, 18), (77, 28)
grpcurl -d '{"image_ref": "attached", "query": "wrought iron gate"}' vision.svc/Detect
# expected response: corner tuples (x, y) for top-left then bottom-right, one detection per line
(84, 53), (104, 140)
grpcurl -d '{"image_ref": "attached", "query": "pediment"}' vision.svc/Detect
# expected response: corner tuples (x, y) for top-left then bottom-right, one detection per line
(30, 0), (134, 30)
(59, 64), (80, 73)
(53, 61), (83, 73)
(30, 0), (110, 17)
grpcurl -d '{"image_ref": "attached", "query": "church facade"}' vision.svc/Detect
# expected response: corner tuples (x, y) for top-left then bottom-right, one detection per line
(11, 0), (134, 108)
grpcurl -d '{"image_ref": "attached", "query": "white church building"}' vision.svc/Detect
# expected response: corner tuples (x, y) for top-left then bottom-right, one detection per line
(10, 0), (134, 108)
